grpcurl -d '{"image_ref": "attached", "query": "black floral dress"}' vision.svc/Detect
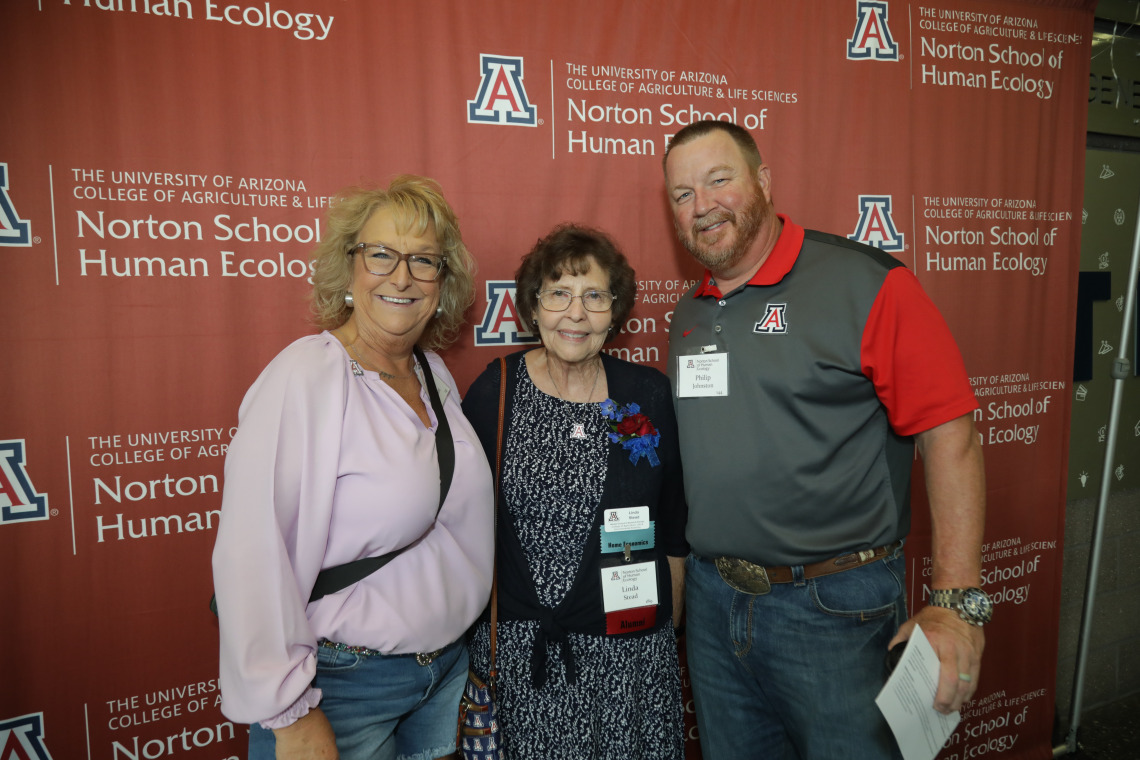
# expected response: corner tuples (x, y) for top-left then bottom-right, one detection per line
(464, 354), (686, 760)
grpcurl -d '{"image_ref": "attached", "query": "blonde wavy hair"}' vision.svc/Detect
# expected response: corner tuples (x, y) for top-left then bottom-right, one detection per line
(310, 175), (476, 351)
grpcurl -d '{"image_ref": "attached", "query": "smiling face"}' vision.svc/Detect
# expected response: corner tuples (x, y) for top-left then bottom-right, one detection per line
(347, 206), (441, 348)
(665, 129), (774, 278)
(536, 256), (613, 367)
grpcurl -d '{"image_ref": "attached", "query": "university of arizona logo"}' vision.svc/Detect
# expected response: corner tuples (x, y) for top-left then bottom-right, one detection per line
(753, 304), (788, 334)
(0, 713), (54, 760)
(849, 195), (905, 252)
(474, 281), (539, 346)
(847, 1), (899, 61)
(0, 440), (49, 526)
(0, 164), (32, 247)
(467, 54), (538, 126)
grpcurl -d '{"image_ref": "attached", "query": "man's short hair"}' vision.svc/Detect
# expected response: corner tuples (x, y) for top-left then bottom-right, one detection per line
(663, 120), (764, 173)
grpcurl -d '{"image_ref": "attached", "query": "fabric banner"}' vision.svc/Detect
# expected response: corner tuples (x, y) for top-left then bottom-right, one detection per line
(0, 1), (1094, 757)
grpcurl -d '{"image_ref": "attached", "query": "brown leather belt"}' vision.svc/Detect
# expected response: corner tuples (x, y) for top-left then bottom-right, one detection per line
(713, 542), (902, 595)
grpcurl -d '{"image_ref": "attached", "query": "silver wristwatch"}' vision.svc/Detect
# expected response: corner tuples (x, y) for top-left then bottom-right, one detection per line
(928, 587), (993, 626)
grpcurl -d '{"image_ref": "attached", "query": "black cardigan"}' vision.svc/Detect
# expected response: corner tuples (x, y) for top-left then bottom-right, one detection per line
(462, 349), (688, 685)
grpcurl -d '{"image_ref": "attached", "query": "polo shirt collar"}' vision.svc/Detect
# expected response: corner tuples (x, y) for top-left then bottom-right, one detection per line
(692, 214), (805, 298)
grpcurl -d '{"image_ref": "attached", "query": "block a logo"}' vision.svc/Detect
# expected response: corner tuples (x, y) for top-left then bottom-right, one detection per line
(753, 304), (788, 334)
(0, 440), (49, 526)
(0, 713), (54, 760)
(0, 164), (32, 247)
(475, 281), (540, 346)
(847, 1), (899, 61)
(849, 195), (905, 252)
(467, 54), (538, 126)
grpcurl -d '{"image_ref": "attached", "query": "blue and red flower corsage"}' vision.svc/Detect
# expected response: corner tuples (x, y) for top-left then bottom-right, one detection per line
(599, 399), (661, 467)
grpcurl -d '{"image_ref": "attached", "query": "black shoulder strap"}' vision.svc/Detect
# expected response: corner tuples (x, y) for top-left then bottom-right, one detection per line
(211, 348), (456, 615)
(417, 346), (455, 501)
(306, 347), (454, 603)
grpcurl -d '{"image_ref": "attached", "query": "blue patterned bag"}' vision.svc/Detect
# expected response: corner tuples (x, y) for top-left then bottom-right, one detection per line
(459, 357), (505, 760)
(459, 670), (503, 760)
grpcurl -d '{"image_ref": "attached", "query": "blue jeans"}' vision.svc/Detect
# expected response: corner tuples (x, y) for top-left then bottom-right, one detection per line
(249, 638), (467, 760)
(685, 549), (906, 760)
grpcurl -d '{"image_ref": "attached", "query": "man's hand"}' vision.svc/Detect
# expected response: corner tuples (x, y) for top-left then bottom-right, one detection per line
(890, 605), (985, 714)
(272, 707), (338, 760)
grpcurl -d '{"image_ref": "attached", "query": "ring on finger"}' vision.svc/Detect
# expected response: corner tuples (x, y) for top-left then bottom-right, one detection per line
(958, 673), (972, 682)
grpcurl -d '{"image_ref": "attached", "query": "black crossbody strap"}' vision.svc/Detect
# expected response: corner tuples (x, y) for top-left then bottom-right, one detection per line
(307, 346), (454, 603)
(417, 346), (455, 501)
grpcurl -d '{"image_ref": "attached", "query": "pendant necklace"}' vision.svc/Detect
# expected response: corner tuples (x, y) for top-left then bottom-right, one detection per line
(349, 342), (416, 382)
(546, 351), (601, 440)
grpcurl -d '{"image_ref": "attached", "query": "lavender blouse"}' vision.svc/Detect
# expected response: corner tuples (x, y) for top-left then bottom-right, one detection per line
(211, 332), (494, 727)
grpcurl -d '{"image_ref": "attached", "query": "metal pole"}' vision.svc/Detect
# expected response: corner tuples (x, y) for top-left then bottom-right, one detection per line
(1056, 192), (1140, 755)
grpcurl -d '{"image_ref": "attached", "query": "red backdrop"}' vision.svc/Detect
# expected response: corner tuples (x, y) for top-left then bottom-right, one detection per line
(0, 1), (1094, 758)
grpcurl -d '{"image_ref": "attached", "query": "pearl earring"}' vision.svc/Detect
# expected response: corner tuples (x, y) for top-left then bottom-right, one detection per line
(436, 306), (443, 317)
(344, 292), (355, 308)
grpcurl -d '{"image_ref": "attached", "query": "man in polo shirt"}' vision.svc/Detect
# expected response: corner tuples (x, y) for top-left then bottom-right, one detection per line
(663, 120), (989, 758)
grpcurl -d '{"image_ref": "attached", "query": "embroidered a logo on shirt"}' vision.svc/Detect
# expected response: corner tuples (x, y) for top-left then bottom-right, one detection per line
(753, 304), (788, 334)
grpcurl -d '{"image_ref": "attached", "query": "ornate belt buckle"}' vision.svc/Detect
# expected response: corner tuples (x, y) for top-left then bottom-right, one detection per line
(715, 556), (772, 595)
(416, 648), (444, 666)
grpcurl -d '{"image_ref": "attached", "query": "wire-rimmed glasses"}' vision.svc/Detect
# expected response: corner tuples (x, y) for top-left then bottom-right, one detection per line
(536, 288), (615, 312)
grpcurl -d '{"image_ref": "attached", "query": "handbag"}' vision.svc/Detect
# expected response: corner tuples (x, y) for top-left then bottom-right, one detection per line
(211, 345), (455, 615)
(458, 666), (501, 759)
(458, 357), (506, 760)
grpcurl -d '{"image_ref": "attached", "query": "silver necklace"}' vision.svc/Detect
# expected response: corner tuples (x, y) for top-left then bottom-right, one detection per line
(349, 342), (415, 381)
(546, 351), (601, 440)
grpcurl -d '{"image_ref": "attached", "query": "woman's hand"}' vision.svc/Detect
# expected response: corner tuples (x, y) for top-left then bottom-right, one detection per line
(272, 708), (338, 760)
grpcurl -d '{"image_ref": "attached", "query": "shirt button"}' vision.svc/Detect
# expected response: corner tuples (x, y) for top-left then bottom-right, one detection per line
(718, 300), (727, 307)
(714, 325), (722, 333)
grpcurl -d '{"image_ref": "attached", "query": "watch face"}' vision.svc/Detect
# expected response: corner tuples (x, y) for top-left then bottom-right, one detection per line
(960, 588), (993, 624)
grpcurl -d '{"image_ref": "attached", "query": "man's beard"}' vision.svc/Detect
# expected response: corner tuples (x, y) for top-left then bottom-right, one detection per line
(676, 188), (769, 274)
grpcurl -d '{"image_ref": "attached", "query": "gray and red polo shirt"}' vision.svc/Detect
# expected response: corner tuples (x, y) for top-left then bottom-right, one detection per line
(667, 215), (978, 567)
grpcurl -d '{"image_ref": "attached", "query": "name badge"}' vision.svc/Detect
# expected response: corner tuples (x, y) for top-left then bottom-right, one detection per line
(601, 561), (659, 634)
(677, 353), (729, 397)
(602, 506), (649, 532)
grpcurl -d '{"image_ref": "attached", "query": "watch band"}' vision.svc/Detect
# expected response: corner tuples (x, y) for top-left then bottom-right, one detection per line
(928, 587), (992, 626)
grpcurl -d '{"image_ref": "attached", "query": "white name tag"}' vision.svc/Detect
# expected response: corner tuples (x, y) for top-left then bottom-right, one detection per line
(601, 561), (658, 613)
(602, 506), (649, 532)
(677, 353), (729, 397)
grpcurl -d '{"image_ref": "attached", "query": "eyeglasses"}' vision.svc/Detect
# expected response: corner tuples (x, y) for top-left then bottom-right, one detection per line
(349, 243), (448, 281)
(536, 288), (615, 313)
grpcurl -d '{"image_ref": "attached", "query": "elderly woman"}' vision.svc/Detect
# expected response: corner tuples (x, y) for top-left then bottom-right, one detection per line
(461, 224), (688, 759)
(212, 175), (494, 760)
